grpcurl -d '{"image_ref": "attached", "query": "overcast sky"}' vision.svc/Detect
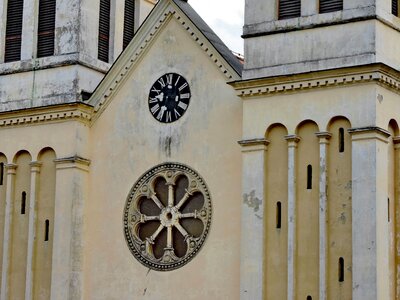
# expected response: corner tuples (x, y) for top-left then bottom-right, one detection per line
(188, 0), (245, 54)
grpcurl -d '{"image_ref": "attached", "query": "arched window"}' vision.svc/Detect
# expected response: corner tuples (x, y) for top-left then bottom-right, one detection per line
(279, 0), (301, 20)
(0, 163), (4, 185)
(320, 0), (343, 14)
(307, 165), (312, 190)
(45, 220), (50, 241)
(339, 128), (345, 153)
(307, 296), (312, 300)
(5, 0), (24, 62)
(123, 0), (135, 49)
(37, 0), (56, 57)
(21, 191), (26, 214)
(338, 257), (344, 282)
(98, 0), (111, 62)
(393, 0), (399, 16)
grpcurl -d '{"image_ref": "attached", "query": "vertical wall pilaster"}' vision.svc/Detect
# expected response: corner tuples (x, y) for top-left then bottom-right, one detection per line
(50, 156), (90, 300)
(349, 127), (390, 300)
(0, 164), (17, 300)
(393, 136), (400, 299)
(21, 0), (36, 60)
(316, 132), (331, 300)
(238, 138), (269, 300)
(25, 162), (41, 300)
(285, 134), (300, 300)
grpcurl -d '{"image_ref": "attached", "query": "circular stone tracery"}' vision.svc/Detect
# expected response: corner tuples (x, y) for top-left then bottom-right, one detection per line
(123, 163), (212, 271)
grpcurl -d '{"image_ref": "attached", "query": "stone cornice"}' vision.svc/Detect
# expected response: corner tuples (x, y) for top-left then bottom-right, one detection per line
(348, 126), (391, 143)
(89, 0), (241, 123)
(0, 103), (93, 128)
(238, 138), (269, 152)
(54, 155), (91, 172)
(230, 64), (400, 98)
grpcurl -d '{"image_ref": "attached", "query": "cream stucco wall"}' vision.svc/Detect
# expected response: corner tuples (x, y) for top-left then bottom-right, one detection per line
(84, 16), (242, 299)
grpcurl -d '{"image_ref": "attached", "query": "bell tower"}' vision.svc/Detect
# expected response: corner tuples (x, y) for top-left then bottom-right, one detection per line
(0, 0), (156, 111)
(235, 0), (400, 299)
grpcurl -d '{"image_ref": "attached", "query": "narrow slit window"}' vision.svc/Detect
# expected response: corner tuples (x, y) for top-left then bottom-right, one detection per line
(320, 0), (343, 14)
(307, 165), (312, 189)
(0, 163), (4, 185)
(339, 257), (344, 282)
(339, 128), (345, 153)
(388, 198), (391, 222)
(307, 296), (312, 300)
(276, 202), (282, 229)
(279, 0), (301, 20)
(21, 191), (26, 214)
(37, 0), (56, 57)
(45, 220), (49, 241)
(98, 0), (111, 62)
(393, 0), (399, 16)
(123, 0), (135, 49)
(5, 0), (25, 62)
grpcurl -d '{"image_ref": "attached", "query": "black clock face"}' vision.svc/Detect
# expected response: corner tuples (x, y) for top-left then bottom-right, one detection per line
(148, 73), (191, 123)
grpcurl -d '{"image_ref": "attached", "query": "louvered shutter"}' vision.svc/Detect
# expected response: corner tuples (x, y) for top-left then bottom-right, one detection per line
(279, 0), (301, 20)
(393, 0), (399, 16)
(123, 0), (135, 49)
(98, 0), (111, 63)
(5, 0), (24, 62)
(320, 0), (343, 14)
(37, 0), (56, 58)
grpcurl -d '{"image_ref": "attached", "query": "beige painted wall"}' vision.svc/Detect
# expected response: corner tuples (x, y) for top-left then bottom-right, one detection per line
(85, 16), (242, 299)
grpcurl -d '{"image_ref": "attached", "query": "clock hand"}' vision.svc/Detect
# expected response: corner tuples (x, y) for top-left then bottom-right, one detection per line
(155, 93), (164, 102)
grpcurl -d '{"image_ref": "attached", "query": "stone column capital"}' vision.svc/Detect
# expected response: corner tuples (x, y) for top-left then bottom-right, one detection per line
(30, 161), (42, 173)
(5, 163), (17, 175)
(348, 126), (391, 143)
(285, 135), (300, 147)
(238, 138), (270, 153)
(316, 132), (332, 144)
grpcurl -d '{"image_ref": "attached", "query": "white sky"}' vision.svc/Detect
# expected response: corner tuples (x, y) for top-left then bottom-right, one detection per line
(188, 0), (245, 54)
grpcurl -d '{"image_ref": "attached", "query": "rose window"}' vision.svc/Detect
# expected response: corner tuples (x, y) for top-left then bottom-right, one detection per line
(123, 163), (212, 271)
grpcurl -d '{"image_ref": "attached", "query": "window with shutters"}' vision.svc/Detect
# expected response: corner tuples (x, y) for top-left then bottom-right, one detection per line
(37, 0), (56, 58)
(4, 0), (24, 62)
(98, 0), (111, 62)
(393, 0), (399, 16)
(279, 0), (301, 20)
(123, 0), (135, 49)
(320, 0), (343, 14)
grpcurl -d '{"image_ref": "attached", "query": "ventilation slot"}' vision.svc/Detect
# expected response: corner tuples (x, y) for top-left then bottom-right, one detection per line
(320, 0), (343, 14)
(393, 0), (399, 16)
(279, 0), (301, 20)
(5, 0), (24, 62)
(37, 0), (56, 57)
(98, 0), (111, 62)
(45, 220), (49, 241)
(307, 296), (312, 300)
(276, 202), (282, 229)
(21, 191), (26, 214)
(123, 0), (135, 49)
(339, 257), (344, 282)
(388, 198), (391, 222)
(307, 165), (312, 190)
(339, 128), (345, 153)
(0, 163), (4, 186)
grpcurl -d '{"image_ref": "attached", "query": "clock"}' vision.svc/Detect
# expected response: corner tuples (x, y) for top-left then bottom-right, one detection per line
(148, 73), (191, 123)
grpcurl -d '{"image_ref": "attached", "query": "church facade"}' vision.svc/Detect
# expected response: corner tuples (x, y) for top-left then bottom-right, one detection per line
(0, 0), (399, 299)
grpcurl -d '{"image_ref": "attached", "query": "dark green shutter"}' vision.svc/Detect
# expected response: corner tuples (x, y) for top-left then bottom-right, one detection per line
(37, 0), (56, 58)
(98, 0), (111, 62)
(123, 0), (135, 49)
(5, 0), (24, 62)
(320, 0), (343, 14)
(279, 0), (301, 20)
(393, 0), (399, 16)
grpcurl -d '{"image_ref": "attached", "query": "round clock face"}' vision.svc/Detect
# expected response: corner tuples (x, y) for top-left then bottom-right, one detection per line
(123, 163), (212, 271)
(148, 73), (191, 123)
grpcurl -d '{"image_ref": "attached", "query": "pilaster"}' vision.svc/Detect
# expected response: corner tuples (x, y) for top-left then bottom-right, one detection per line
(25, 161), (42, 300)
(316, 132), (332, 300)
(238, 138), (269, 300)
(50, 156), (90, 300)
(348, 126), (391, 300)
(285, 134), (300, 300)
(0, 164), (17, 300)
(393, 136), (400, 299)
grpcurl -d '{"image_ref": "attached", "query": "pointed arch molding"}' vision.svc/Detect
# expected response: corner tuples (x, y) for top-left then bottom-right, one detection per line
(89, 1), (242, 122)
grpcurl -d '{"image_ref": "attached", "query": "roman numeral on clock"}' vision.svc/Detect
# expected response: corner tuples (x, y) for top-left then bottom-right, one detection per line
(151, 104), (160, 114)
(178, 101), (188, 110)
(166, 74), (173, 85)
(179, 83), (188, 92)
